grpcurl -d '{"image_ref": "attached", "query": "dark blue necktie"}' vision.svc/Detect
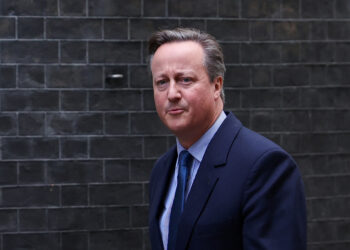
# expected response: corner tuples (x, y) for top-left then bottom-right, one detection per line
(168, 150), (193, 250)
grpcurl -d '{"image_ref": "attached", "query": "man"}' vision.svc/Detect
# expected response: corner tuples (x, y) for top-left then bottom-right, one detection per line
(148, 28), (306, 250)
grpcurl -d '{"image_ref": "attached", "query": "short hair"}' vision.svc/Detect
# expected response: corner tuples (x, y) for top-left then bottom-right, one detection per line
(148, 28), (226, 102)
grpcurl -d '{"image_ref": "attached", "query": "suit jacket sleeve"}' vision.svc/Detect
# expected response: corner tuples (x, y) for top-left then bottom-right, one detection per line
(242, 149), (307, 249)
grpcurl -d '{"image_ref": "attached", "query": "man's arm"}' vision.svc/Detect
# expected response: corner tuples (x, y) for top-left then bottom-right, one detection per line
(242, 149), (307, 249)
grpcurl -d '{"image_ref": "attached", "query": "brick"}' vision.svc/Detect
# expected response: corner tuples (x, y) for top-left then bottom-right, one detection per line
(0, 113), (16, 135)
(105, 113), (129, 134)
(179, 19), (206, 31)
(0, 66), (16, 88)
(335, 43), (350, 62)
(324, 155), (350, 175)
(130, 159), (155, 181)
(0, 17), (15, 38)
(1, 41), (58, 63)
(281, 133), (338, 154)
(61, 137), (88, 158)
(241, 43), (280, 63)
(280, 43), (300, 63)
(336, 0), (350, 18)
(144, 136), (167, 158)
(272, 110), (311, 132)
(18, 161), (45, 184)
(224, 90), (240, 109)
(300, 87), (350, 108)
(105, 160), (130, 182)
(273, 21), (309, 40)
(90, 230), (143, 250)
(47, 66), (103, 88)
(250, 111), (272, 132)
(60, 41), (87, 63)
(311, 22), (328, 40)
(143, 90), (156, 111)
(89, 0), (141, 16)
(300, 42), (334, 62)
(48, 208), (104, 230)
(311, 110), (350, 131)
(47, 18), (102, 39)
(104, 19), (128, 40)
(168, 0), (216, 17)
(207, 20), (249, 41)
(242, 0), (280, 18)
(89, 90), (141, 111)
(61, 91), (87, 111)
(130, 19), (178, 40)
(0, 161), (17, 185)
(337, 133), (350, 154)
(274, 66), (309, 86)
(308, 220), (350, 242)
(308, 197), (350, 220)
(281, 88), (300, 108)
(144, 0), (165, 16)
(130, 112), (169, 135)
(60, 0), (86, 16)
(308, 242), (350, 250)
(251, 66), (272, 87)
(18, 113), (45, 136)
(18, 18), (44, 39)
(105, 66), (128, 88)
(18, 66), (45, 88)
(2, 137), (59, 160)
(131, 205), (149, 227)
(19, 209), (47, 231)
(130, 65), (152, 88)
(47, 160), (103, 184)
(301, 0), (333, 18)
(90, 184), (143, 205)
(218, 0), (239, 17)
(221, 43), (240, 63)
(328, 22), (350, 40)
(0, 186), (59, 207)
(90, 136), (143, 158)
(224, 66), (250, 87)
(0, 0), (58, 16)
(62, 232), (88, 250)
(281, 0), (299, 18)
(3, 233), (60, 250)
(250, 21), (272, 41)
(309, 65), (328, 85)
(233, 111), (250, 128)
(62, 185), (88, 206)
(242, 89), (281, 108)
(105, 207), (130, 228)
(47, 113), (102, 135)
(0, 210), (17, 232)
(89, 42), (141, 63)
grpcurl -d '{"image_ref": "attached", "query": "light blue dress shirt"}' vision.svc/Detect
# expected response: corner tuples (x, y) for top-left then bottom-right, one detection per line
(159, 111), (227, 250)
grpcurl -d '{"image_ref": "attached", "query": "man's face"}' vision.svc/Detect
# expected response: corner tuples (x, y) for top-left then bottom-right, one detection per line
(151, 41), (222, 145)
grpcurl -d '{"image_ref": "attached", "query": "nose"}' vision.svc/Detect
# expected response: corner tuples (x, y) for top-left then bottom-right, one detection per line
(167, 80), (181, 102)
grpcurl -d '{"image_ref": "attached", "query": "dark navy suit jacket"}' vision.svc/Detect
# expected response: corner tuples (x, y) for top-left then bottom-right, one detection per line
(149, 112), (306, 250)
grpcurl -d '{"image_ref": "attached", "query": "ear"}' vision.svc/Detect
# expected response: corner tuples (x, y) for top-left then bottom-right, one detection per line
(213, 76), (223, 100)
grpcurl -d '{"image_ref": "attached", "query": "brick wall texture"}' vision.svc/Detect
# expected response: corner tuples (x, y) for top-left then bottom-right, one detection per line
(0, 0), (349, 249)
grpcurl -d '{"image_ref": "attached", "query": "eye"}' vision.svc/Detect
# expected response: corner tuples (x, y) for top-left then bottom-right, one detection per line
(180, 77), (193, 84)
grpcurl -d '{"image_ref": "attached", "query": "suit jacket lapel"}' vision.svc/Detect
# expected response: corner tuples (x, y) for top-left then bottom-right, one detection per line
(149, 146), (177, 250)
(176, 112), (242, 250)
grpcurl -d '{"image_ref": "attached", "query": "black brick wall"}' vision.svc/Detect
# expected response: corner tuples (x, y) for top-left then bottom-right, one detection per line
(0, 1), (349, 249)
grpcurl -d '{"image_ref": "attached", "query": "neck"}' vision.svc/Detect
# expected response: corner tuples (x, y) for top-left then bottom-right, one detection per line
(177, 107), (223, 149)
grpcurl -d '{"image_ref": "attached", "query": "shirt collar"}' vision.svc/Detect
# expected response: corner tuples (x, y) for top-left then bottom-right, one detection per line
(176, 111), (227, 162)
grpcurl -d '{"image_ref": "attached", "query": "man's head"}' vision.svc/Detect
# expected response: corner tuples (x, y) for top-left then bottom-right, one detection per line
(148, 28), (226, 148)
(149, 28), (226, 101)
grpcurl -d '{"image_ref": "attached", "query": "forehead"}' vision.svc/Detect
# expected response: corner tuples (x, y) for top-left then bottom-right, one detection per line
(151, 41), (205, 69)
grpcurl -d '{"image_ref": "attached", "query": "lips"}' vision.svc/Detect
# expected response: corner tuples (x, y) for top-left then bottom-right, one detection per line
(167, 107), (185, 115)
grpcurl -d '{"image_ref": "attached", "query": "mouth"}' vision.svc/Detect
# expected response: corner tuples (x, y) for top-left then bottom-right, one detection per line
(167, 108), (185, 115)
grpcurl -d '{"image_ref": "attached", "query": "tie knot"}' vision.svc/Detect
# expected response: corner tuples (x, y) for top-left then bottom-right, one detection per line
(179, 150), (192, 169)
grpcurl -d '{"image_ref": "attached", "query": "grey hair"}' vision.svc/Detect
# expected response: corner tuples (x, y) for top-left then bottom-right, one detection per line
(148, 28), (226, 103)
